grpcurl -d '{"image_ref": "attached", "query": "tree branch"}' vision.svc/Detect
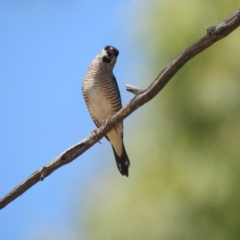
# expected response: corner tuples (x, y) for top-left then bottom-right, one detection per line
(1, 9), (240, 210)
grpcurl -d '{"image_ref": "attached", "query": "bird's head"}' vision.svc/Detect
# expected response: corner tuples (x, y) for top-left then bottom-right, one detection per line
(99, 45), (119, 68)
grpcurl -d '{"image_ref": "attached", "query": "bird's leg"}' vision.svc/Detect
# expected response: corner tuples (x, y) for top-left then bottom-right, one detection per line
(102, 115), (118, 134)
(91, 129), (102, 144)
(102, 115), (112, 126)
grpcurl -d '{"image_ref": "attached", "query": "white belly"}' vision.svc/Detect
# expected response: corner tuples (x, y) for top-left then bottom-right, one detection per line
(86, 84), (123, 156)
(87, 85), (113, 125)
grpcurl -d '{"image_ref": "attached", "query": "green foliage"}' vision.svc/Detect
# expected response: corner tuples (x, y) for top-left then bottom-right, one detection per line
(84, 1), (240, 239)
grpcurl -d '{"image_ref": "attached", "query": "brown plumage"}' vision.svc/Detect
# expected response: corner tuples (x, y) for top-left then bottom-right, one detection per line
(82, 45), (130, 176)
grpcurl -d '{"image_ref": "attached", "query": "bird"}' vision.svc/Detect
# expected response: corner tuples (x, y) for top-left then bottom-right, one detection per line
(82, 45), (130, 177)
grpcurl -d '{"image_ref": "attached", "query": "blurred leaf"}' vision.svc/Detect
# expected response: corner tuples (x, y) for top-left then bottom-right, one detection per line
(83, 1), (240, 239)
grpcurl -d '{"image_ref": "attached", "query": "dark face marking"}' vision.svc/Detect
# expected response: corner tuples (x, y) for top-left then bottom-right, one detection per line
(103, 55), (111, 63)
(102, 45), (119, 63)
(104, 45), (119, 57)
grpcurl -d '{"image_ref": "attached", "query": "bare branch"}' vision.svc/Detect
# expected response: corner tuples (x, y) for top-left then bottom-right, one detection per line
(126, 84), (144, 97)
(1, 9), (240, 210)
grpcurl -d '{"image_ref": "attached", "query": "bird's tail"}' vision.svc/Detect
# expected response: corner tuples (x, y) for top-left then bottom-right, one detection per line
(112, 143), (130, 177)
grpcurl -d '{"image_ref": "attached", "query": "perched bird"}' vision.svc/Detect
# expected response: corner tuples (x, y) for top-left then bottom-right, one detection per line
(82, 45), (130, 177)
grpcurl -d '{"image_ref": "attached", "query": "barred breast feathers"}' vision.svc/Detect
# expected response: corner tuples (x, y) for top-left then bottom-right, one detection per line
(83, 57), (122, 112)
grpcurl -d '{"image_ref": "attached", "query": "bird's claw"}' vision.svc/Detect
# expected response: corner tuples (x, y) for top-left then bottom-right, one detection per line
(102, 115), (119, 133)
(91, 129), (102, 144)
(102, 115), (112, 126)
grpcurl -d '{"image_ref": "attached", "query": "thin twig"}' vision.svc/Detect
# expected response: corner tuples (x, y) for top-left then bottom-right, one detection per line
(126, 84), (144, 97)
(1, 9), (240, 210)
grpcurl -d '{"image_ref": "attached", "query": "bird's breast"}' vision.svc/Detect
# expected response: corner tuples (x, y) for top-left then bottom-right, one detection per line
(84, 82), (114, 125)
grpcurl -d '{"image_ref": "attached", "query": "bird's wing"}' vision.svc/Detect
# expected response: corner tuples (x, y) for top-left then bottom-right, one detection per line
(112, 74), (122, 108)
(111, 74), (123, 140)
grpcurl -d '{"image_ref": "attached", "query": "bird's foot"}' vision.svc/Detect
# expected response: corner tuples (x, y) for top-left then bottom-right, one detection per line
(91, 129), (102, 144)
(102, 115), (119, 133)
(102, 115), (112, 126)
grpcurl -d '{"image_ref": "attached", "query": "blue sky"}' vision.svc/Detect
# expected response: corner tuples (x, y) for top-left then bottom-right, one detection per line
(0, 1), (147, 239)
